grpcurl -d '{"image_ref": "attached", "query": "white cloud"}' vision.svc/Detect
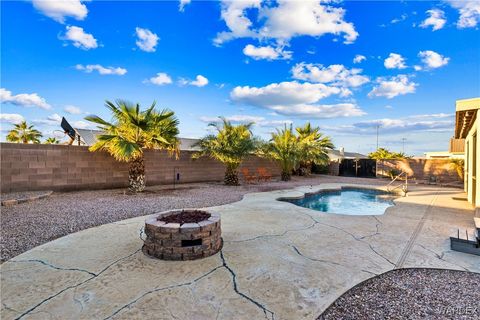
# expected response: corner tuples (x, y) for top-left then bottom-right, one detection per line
(420, 9), (446, 31)
(64, 105), (82, 114)
(418, 50), (450, 69)
(200, 114), (293, 128)
(0, 88), (51, 110)
(62, 26), (98, 50)
(230, 81), (365, 118)
(135, 27), (159, 52)
(33, 113), (62, 126)
(179, 0), (191, 12)
(191, 75), (209, 87)
(447, 0), (480, 28)
(333, 113), (454, 134)
(214, 0), (261, 45)
(214, 0), (358, 45)
(200, 114), (264, 123)
(391, 13), (408, 24)
(291, 63), (369, 88)
(0, 113), (25, 125)
(32, 0), (88, 23)
(145, 73), (173, 86)
(75, 64), (127, 75)
(243, 44), (292, 60)
(179, 75), (209, 87)
(384, 53), (407, 69)
(353, 54), (366, 64)
(72, 120), (93, 129)
(368, 75), (417, 99)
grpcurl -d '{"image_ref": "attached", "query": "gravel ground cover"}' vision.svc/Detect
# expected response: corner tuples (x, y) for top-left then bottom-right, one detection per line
(1, 175), (384, 262)
(318, 268), (480, 320)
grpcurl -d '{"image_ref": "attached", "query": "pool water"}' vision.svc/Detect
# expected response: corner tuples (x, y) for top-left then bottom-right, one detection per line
(283, 188), (394, 215)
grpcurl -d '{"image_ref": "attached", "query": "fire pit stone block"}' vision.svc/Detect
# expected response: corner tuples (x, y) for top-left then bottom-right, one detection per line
(143, 209), (222, 260)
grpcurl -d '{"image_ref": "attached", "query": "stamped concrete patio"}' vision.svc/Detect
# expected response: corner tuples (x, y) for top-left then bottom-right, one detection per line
(1, 183), (479, 320)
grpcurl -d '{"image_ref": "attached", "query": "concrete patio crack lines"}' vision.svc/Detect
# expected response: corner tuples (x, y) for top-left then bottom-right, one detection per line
(358, 216), (383, 240)
(290, 245), (343, 267)
(9, 259), (97, 277)
(103, 263), (225, 320)
(225, 221), (318, 243)
(13, 248), (142, 320)
(2, 302), (20, 314)
(219, 251), (275, 320)
(315, 221), (396, 266)
(415, 243), (471, 272)
(291, 244), (380, 276)
(395, 192), (439, 269)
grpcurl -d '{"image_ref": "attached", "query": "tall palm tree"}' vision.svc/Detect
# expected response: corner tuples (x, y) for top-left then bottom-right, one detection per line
(6, 121), (42, 144)
(44, 137), (60, 144)
(261, 125), (299, 181)
(85, 100), (179, 192)
(296, 123), (334, 175)
(193, 117), (257, 185)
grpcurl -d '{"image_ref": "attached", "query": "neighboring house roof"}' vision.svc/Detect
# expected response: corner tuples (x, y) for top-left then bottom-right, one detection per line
(328, 149), (368, 160)
(74, 128), (200, 151)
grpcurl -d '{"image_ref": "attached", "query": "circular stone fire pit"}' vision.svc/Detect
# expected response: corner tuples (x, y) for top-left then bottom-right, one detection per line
(143, 209), (222, 260)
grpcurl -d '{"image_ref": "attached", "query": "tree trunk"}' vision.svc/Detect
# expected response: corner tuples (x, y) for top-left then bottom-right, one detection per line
(297, 163), (311, 176)
(224, 166), (239, 186)
(281, 170), (291, 181)
(129, 155), (145, 192)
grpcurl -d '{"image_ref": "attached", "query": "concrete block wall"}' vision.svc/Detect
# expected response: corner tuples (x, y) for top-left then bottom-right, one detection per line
(376, 159), (462, 183)
(1, 143), (280, 193)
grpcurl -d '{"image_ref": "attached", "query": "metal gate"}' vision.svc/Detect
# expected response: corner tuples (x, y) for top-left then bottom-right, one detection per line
(339, 159), (376, 177)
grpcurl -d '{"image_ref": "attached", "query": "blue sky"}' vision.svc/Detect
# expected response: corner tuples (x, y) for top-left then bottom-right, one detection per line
(1, 0), (479, 155)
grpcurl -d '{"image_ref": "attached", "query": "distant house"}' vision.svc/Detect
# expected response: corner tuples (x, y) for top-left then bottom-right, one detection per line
(328, 148), (368, 161)
(74, 128), (200, 151)
(423, 151), (464, 159)
(453, 97), (480, 210)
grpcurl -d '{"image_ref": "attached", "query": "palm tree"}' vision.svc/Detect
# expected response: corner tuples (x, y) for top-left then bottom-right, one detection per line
(44, 137), (60, 144)
(261, 125), (299, 181)
(368, 148), (408, 160)
(295, 123), (334, 175)
(6, 121), (42, 144)
(85, 100), (179, 192)
(193, 117), (257, 185)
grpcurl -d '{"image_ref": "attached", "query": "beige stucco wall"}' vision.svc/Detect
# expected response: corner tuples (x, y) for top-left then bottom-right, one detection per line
(464, 117), (480, 207)
(376, 159), (462, 183)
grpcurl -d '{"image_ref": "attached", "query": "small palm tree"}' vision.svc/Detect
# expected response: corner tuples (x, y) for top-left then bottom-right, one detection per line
(261, 125), (299, 181)
(193, 117), (257, 185)
(85, 100), (179, 192)
(44, 137), (60, 144)
(368, 147), (409, 160)
(296, 123), (334, 175)
(6, 121), (42, 144)
(450, 159), (464, 180)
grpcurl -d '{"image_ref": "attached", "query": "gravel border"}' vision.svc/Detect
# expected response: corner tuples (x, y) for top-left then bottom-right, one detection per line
(1, 191), (53, 206)
(1, 175), (386, 262)
(318, 268), (480, 320)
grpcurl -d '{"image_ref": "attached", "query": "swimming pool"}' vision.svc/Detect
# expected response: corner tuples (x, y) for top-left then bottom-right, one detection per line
(282, 188), (395, 215)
